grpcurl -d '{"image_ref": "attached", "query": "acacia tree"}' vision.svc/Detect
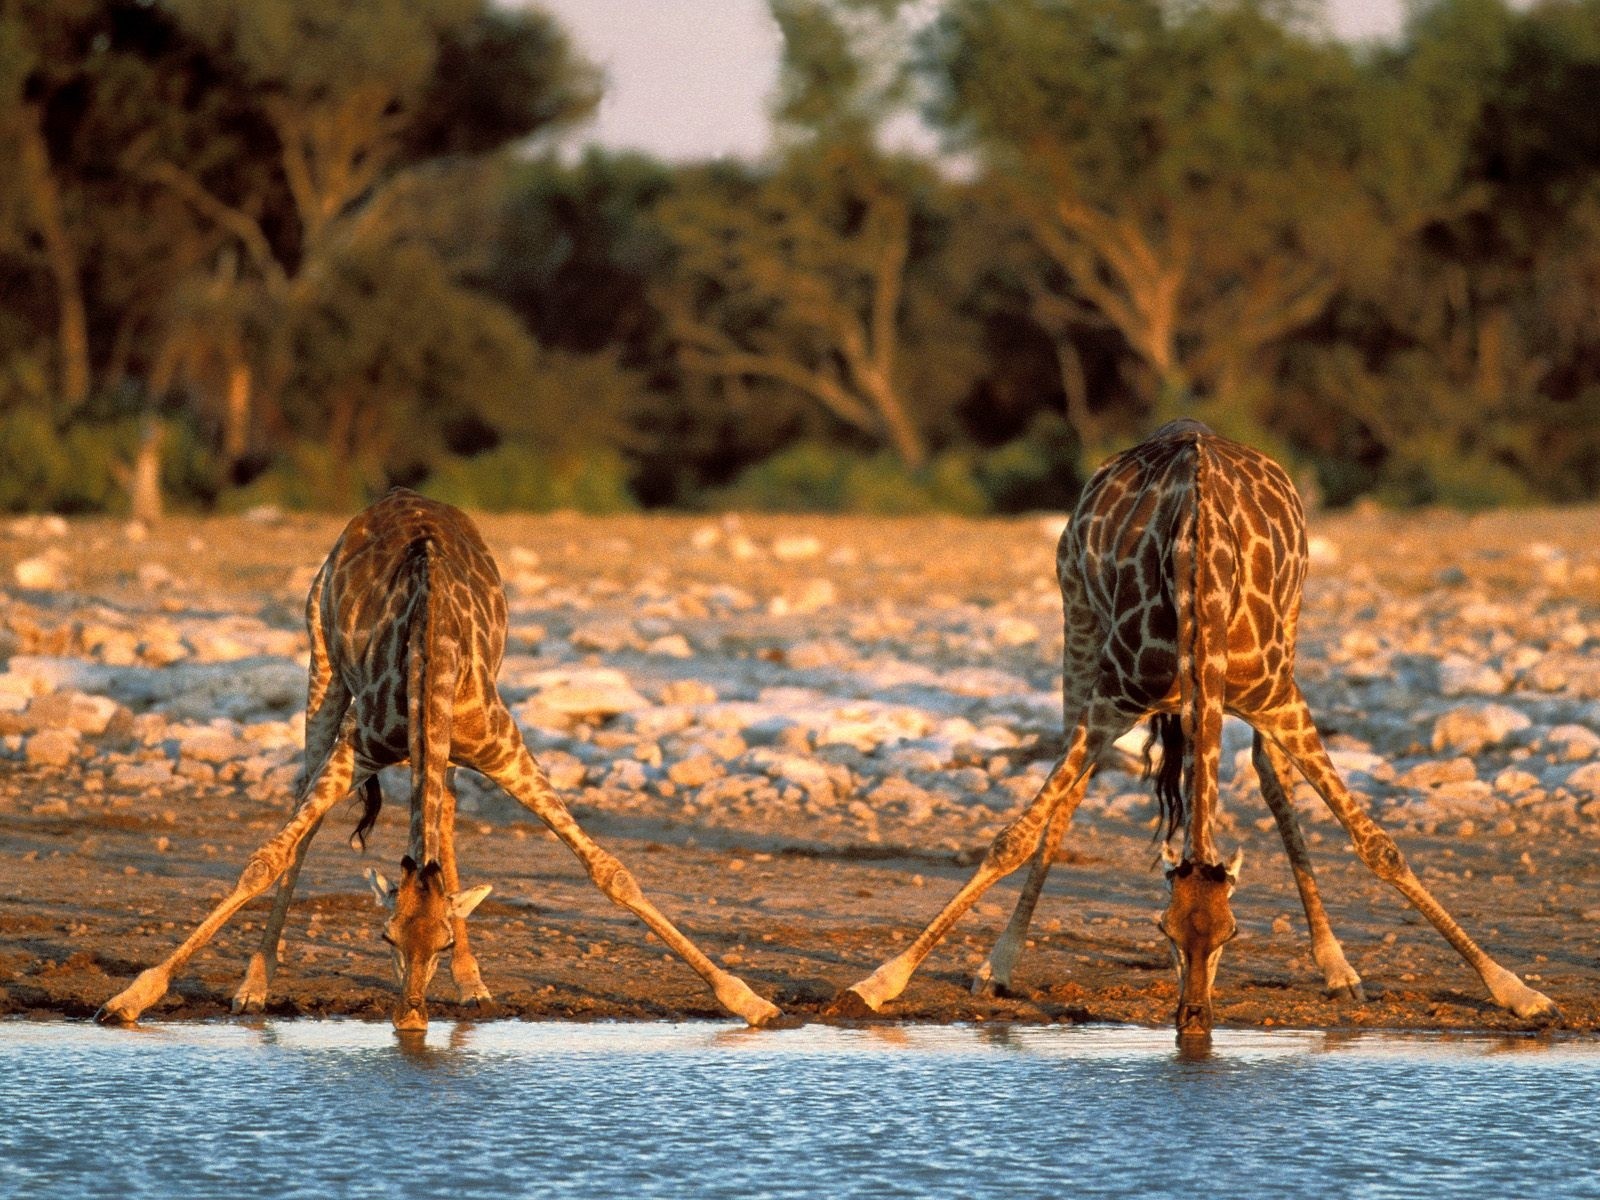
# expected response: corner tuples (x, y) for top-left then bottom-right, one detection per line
(129, 0), (599, 490)
(656, 0), (952, 469)
(919, 0), (1379, 440)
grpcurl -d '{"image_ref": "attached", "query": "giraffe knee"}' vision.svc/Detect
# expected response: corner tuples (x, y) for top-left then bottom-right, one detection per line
(240, 852), (282, 894)
(1361, 829), (1406, 881)
(984, 822), (1039, 876)
(589, 851), (643, 908)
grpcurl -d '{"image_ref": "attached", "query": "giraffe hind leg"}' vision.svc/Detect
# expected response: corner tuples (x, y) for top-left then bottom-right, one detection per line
(1251, 731), (1364, 1001)
(438, 774), (491, 1004)
(1263, 690), (1557, 1021)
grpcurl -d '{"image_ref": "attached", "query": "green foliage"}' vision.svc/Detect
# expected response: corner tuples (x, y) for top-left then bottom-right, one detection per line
(2, 0), (1599, 515)
(715, 441), (989, 514)
(422, 444), (636, 514)
(0, 410), (130, 513)
(970, 413), (1084, 512)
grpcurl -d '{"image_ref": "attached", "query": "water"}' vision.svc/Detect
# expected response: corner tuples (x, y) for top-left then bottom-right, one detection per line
(4, 1020), (1598, 1200)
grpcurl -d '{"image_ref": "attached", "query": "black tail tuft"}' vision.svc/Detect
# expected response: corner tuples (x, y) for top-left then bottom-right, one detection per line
(349, 777), (384, 851)
(1144, 713), (1186, 844)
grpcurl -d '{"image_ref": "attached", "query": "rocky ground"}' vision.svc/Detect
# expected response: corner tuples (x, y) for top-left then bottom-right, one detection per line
(2, 504), (1598, 1033)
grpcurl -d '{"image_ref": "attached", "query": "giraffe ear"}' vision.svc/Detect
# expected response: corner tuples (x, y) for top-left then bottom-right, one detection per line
(367, 868), (396, 910)
(1224, 847), (1244, 885)
(450, 884), (492, 921)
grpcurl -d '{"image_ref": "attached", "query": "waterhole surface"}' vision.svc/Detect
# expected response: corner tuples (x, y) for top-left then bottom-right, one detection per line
(4, 1021), (1597, 1199)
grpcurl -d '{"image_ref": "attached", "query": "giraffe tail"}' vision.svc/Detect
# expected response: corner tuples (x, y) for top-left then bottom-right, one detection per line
(405, 538), (459, 868)
(1170, 437), (1234, 862)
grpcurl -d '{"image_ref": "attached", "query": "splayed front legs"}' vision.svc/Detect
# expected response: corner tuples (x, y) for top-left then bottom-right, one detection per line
(99, 736), (364, 1024)
(832, 710), (1119, 1015)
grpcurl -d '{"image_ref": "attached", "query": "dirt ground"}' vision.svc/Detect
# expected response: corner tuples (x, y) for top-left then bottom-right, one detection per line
(2, 506), (1597, 1034)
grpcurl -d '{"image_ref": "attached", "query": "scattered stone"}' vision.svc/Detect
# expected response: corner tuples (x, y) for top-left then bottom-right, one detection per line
(1563, 762), (1600, 799)
(771, 535), (823, 561)
(14, 554), (65, 590)
(25, 728), (80, 766)
(1430, 704), (1532, 755)
(992, 617), (1041, 648)
(1395, 758), (1478, 789)
(569, 621), (636, 653)
(523, 669), (649, 718)
(111, 761), (175, 789)
(1543, 725), (1600, 763)
(645, 634), (693, 658)
(668, 755), (722, 789)
(1437, 654), (1507, 697)
(658, 679), (717, 708)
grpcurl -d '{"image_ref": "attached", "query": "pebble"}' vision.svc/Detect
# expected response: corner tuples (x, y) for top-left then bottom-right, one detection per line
(1430, 704), (1531, 755)
(25, 728), (80, 766)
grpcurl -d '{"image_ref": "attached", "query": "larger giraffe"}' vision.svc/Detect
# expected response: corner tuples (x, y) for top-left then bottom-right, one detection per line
(98, 489), (781, 1030)
(831, 420), (1556, 1034)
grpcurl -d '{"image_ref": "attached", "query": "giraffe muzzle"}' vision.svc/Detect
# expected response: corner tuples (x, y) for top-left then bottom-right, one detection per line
(1176, 1002), (1212, 1035)
(392, 1001), (429, 1033)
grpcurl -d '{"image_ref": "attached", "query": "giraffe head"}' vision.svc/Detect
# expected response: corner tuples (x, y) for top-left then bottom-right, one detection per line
(1158, 846), (1243, 1037)
(367, 857), (490, 1032)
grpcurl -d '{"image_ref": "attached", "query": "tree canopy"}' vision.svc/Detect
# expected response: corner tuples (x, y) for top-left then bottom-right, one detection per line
(1, 0), (1597, 514)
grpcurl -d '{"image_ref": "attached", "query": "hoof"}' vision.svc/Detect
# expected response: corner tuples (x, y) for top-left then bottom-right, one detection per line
(231, 993), (267, 1015)
(94, 1003), (136, 1026)
(1516, 993), (1562, 1024)
(823, 988), (879, 1019)
(1328, 981), (1367, 1003)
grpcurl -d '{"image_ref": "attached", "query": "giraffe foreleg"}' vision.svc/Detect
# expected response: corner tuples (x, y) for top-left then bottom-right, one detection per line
(477, 720), (779, 1027)
(1265, 692), (1557, 1022)
(231, 814), (325, 1013)
(1251, 732), (1364, 1001)
(971, 774), (1087, 997)
(832, 708), (1122, 1016)
(98, 737), (364, 1025)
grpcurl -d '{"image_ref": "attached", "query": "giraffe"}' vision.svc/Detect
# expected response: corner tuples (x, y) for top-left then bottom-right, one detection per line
(97, 488), (781, 1031)
(831, 420), (1557, 1034)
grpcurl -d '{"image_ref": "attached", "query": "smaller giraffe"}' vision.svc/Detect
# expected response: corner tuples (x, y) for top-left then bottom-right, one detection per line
(97, 489), (780, 1030)
(830, 421), (1557, 1034)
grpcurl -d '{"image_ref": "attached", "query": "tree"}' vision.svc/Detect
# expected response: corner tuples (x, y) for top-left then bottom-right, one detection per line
(919, 0), (1379, 441)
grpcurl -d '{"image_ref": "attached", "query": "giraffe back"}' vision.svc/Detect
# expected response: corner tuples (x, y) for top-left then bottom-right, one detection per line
(1060, 419), (1308, 718)
(312, 488), (507, 766)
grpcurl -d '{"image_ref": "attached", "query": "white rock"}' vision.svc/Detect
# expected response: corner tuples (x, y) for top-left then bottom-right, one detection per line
(1563, 761), (1600, 799)
(525, 669), (649, 717)
(992, 616), (1041, 647)
(769, 578), (836, 616)
(771, 535), (823, 561)
(1430, 704), (1532, 755)
(111, 761), (174, 789)
(568, 622), (635, 653)
(25, 728), (80, 767)
(14, 554), (64, 589)
(1543, 724), (1600, 762)
(1308, 535), (1340, 564)
(1396, 758), (1478, 789)
(1493, 767), (1540, 796)
(645, 634), (693, 658)
(1437, 654), (1507, 697)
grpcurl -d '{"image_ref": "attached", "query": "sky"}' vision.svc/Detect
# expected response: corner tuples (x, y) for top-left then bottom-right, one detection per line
(531, 0), (1410, 162)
